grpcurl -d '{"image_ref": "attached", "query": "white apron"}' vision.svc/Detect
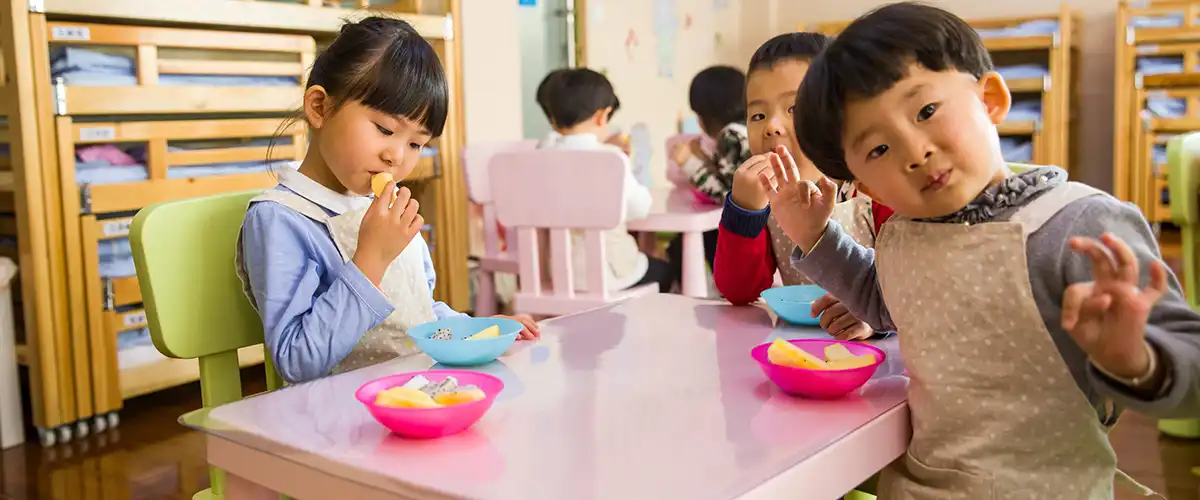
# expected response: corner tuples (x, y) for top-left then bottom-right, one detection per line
(236, 189), (436, 375)
(875, 182), (1154, 499)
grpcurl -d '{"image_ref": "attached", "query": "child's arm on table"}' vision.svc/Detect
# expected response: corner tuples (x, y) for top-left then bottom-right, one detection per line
(762, 147), (895, 332)
(1058, 200), (1200, 416)
(242, 203), (395, 384)
(713, 195), (778, 305)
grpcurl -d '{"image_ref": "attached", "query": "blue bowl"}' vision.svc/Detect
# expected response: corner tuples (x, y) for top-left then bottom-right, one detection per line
(760, 285), (827, 326)
(409, 317), (522, 366)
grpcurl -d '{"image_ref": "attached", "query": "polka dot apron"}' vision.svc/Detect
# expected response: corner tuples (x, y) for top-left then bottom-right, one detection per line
(768, 195), (877, 286)
(874, 182), (1152, 499)
(236, 189), (435, 376)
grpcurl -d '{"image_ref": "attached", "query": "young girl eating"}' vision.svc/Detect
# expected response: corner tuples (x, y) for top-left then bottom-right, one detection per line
(237, 17), (537, 384)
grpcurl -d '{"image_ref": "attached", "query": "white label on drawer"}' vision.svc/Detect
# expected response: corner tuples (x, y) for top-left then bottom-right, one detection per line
(123, 311), (147, 328)
(79, 126), (115, 142)
(50, 26), (90, 41)
(1136, 44), (1159, 55)
(101, 219), (131, 237)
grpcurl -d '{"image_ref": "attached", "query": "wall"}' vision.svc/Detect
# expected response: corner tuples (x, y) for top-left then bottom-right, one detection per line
(765, 0), (1117, 190)
(460, 0), (525, 143)
(581, 0), (741, 187)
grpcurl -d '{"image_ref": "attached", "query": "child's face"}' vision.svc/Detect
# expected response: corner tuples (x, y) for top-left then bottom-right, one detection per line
(842, 65), (1012, 219)
(308, 96), (433, 196)
(747, 59), (822, 182)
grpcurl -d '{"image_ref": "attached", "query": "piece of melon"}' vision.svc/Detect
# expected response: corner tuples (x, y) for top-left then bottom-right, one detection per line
(433, 387), (486, 406)
(465, 324), (500, 341)
(827, 353), (877, 370)
(767, 338), (830, 370)
(823, 343), (857, 362)
(371, 172), (394, 198)
(375, 386), (441, 409)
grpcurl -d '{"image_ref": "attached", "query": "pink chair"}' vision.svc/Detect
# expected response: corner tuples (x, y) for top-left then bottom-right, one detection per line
(489, 149), (658, 317)
(462, 140), (539, 316)
(665, 134), (721, 205)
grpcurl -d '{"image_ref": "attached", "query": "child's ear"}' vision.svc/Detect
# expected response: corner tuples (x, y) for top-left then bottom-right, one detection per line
(977, 72), (1011, 125)
(303, 85), (331, 129)
(593, 106), (613, 127)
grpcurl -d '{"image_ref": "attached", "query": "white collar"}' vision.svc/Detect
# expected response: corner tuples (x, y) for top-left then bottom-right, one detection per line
(555, 133), (601, 148)
(277, 168), (371, 215)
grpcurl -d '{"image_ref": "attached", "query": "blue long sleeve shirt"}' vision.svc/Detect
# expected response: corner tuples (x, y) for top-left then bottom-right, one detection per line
(240, 169), (463, 384)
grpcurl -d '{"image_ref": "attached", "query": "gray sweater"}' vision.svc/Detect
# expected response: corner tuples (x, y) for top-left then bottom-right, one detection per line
(791, 170), (1200, 423)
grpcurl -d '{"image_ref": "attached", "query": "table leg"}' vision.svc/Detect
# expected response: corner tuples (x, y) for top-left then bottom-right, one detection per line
(681, 231), (708, 298)
(224, 472), (277, 500)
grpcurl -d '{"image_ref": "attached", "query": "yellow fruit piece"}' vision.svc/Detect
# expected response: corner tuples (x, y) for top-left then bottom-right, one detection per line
(433, 388), (486, 406)
(767, 338), (830, 370)
(375, 386), (441, 409)
(371, 172), (394, 198)
(827, 353), (876, 370)
(465, 324), (500, 340)
(823, 343), (856, 362)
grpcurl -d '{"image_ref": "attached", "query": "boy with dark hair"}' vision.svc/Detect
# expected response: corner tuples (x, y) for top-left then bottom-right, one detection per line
(712, 32), (888, 341)
(538, 68), (673, 293)
(768, 3), (1200, 497)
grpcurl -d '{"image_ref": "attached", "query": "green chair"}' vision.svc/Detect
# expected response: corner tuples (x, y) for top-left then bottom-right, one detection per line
(1160, 134), (1200, 439)
(130, 189), (285, 499)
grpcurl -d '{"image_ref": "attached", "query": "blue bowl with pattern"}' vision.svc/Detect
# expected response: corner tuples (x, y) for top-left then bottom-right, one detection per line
(760, 285), (827, 326)
(409, 317), (522, 366)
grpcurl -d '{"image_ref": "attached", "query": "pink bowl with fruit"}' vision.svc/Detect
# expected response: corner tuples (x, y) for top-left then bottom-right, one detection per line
(355, 370), (504, 439)
(750, 339), (885, 399)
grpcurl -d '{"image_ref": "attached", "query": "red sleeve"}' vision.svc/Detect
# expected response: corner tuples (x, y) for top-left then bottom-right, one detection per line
(714, 225), (777, 305)
(872, 201), (895, 234)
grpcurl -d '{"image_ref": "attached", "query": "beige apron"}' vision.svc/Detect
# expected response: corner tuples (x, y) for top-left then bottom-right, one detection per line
(236, 189), (436, 375)
(874, 182), (1150, 499)
(768, 195), (877, 285)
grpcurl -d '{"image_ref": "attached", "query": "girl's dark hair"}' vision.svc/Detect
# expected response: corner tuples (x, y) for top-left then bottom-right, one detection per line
(546, 68), (620, 129)
(270, 16), (448, 163)
(688, 65), (746, 136)
(536, 68), (568, 122)
(795, 2), (993, 180)
(311, 16), (449, 136)
(747, 32), (832, 74)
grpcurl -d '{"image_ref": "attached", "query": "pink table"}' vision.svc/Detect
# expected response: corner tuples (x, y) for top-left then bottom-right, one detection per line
(626, 188), (721, 298)
(181, 294), (910, 500)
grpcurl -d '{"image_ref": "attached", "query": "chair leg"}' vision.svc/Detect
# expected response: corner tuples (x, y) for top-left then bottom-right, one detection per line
(475, 271), (496, 317)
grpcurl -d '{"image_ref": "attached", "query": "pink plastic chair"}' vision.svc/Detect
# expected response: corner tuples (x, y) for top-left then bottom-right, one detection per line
(489, 149), (658, 317)
(462, 140), (539, 316)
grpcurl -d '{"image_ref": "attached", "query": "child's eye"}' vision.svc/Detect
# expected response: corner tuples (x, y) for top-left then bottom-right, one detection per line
(917, 103), (937, 121)
(375, 124), (394, 136)
(787, 105), (795, 114)
(867, 145), (889, 160)
(409, 143), (422, 151)
(750, 113), (765, 122)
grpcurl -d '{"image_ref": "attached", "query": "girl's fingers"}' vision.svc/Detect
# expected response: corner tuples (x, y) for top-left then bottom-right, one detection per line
(769, 152), (790, 185)
(1100, 233), (1140, 284)
(758, 169), (778, 195)
(1069, 237), (1118, 283)
(774, 145), (803, 183)
(1143, 260), (1169, 304)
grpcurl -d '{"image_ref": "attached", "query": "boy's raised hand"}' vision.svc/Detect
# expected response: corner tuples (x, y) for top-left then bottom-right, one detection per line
(1061, 232), (1169, 380)
(759, 145), (838, 253)
(353, 181), (424, 286)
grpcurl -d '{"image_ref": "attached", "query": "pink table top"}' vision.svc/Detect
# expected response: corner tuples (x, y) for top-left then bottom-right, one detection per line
(181, 294), (908, 500)
(625, 188), (722, 233)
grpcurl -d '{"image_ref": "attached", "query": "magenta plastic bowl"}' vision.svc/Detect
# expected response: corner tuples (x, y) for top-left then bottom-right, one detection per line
(750, 339), (886, 399)
(355, 370), (505, 439)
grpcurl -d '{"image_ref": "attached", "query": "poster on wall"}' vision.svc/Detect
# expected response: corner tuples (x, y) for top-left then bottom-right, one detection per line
(652, 0), (678, 78)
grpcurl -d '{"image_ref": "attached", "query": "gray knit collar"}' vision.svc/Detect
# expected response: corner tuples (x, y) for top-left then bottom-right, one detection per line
(917, 166), (1067, 225)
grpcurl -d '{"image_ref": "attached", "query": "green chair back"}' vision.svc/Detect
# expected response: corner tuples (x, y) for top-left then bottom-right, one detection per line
(1161, 134), (1200, 440)
(130, 189), (285, 498)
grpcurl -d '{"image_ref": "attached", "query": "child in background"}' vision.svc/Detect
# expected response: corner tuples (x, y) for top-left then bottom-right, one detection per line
(773, 3), (1200, 497)
(664, 66), (748, 289)
(539, 68), (675, 293)
(713, 33), (889, 340)
(238, 17), (538, 385)
(535, 69), (568, 147)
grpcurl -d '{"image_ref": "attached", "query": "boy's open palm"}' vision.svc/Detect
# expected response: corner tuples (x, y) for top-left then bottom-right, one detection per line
(1061, 233), (1168, 379)
(760, 146), (838, 253)
(354, 182), (424, 284)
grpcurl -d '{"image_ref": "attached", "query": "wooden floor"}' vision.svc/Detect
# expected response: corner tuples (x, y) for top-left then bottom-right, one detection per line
(0, 368), (1195, 499)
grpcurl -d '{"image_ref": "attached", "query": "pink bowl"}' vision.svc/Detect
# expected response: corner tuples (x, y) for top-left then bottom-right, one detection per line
(750, 339), (886, 399)
(355, 370), (505, 439)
